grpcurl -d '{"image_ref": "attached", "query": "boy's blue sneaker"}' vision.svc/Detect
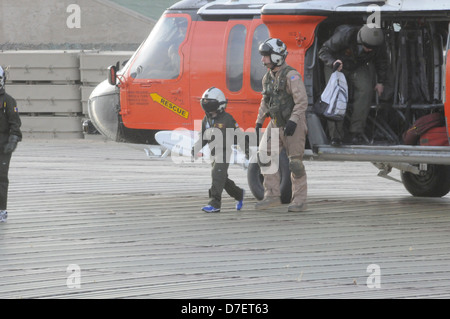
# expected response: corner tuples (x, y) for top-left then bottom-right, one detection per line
(0, 210), (7, 223)
(236, 189), (245, 211)
(202, 205), (220, 213)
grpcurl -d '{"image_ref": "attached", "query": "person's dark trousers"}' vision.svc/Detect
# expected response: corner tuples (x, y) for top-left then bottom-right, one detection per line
(0, 151), (12, 210)
(325, 64), (375, 140)
(209, 161), (244, 209)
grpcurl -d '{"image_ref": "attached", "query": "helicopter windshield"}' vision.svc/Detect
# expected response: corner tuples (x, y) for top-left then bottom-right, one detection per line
(130, 16), (188, 80)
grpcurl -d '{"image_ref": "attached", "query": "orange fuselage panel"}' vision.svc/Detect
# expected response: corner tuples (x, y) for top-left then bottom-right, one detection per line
(119, 14), (326, 132)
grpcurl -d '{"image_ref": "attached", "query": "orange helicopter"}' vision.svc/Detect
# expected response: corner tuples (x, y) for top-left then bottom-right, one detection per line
(87, 0), (450, 200)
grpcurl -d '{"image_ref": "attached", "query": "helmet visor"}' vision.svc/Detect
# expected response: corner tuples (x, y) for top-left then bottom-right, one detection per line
(258, 42), (272, 56)
(201, 98), (221, 113)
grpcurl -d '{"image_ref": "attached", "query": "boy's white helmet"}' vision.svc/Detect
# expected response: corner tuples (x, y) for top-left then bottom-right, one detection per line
(200, 87), (227, 114)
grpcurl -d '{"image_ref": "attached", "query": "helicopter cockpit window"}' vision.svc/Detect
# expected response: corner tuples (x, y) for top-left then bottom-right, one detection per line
(129, 16), (188, 80)
(251, 24), (269, 92)
(226, 24), (247, 92)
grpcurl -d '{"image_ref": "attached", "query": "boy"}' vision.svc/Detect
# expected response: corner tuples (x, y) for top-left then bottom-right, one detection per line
(191, 87), (247, 213)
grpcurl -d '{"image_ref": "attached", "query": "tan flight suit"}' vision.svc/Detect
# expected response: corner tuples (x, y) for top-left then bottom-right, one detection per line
(256, 63), (308, 206)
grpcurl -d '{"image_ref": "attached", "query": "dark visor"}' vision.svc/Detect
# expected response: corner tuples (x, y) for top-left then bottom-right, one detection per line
(201, 98), (224, 113)
(259, 42), (272, 56)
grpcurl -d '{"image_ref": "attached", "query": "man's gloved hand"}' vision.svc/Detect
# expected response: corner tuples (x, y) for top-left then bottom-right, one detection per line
(284, 120), (297, 136)
(244, 135), (250, 160)
(255, 123), (262, 146)
(255, 123), (262, 134)
(4, 135), (19, 154)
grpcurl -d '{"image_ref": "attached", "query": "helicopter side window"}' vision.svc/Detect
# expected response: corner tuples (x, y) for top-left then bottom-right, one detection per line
(130, 16), (188, 80)
(250, 24), (269, 92)
(226, 24), (247, 92)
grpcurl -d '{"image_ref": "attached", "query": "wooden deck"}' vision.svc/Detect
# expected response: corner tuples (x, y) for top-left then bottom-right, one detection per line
(1, 138), (450, 299)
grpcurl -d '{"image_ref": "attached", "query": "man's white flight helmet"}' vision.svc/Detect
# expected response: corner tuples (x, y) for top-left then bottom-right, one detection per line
(259, 38), (288, 66)
(200, 87), (227, 114)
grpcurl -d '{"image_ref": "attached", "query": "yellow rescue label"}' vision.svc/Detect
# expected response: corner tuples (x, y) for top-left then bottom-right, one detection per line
(150, 93), (189, 119)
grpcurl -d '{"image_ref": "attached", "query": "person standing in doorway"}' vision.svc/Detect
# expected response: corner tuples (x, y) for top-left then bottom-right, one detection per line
(318, 24), (388, 145)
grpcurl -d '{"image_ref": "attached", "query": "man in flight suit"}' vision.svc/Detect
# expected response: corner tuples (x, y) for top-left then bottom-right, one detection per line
(0, 66), (22, 223)
(254, 38), (308, 212)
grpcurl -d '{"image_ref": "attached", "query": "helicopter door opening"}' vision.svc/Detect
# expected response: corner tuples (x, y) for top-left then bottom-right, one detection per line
(310, 18), (449, 147)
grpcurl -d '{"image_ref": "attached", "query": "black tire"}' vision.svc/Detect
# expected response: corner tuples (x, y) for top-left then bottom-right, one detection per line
(401, 164), (450, 197)
(247, 149), (292, 204)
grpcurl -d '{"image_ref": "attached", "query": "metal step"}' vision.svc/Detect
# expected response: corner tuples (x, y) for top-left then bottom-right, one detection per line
(307, 144), (450, 165)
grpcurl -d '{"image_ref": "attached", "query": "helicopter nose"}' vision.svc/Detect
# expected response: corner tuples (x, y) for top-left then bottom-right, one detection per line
(87, 80), (120, 141)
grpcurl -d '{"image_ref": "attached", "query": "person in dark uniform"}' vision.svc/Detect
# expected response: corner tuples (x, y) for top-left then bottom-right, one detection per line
(318, 24), (389, 145)
(0, 66), (22, 223)
(191, 87), (247, 213)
